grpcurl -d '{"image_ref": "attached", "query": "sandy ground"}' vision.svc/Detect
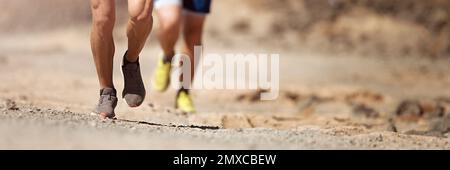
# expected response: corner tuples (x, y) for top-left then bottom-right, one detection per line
(1, 27), (450, 149)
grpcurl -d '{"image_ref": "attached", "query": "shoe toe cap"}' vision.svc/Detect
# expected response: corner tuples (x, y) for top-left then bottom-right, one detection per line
(124, 94), (144, 107)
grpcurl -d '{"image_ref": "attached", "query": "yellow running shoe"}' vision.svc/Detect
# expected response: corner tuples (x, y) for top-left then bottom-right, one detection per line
(176, 90), (196, 113)
(153, 55), (172, 92)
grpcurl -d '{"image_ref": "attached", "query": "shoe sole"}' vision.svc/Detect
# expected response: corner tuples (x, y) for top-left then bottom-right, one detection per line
(154, 86), (169, 93)
(175, 102), (196, 113)
(122, 98), (141, 108)
(91, 111), (115, 119)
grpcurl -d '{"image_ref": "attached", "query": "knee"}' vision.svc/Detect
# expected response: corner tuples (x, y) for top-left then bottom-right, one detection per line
(130, 12), (153, 24)
(159, 17), (181, 35)
(129, 7), (153, 24)
(93, 14), (115, 33)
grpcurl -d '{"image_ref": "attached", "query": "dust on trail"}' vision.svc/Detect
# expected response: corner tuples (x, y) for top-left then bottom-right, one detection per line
(1, 99), (450, 149)
(1, 32), (450, 149)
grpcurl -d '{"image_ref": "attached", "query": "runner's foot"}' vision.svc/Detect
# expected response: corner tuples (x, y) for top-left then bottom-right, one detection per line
(122, 51), (146, 107)
(176, 88), (196, 113)
(94, 87), (118, 118)
(153, 54), (172, 92)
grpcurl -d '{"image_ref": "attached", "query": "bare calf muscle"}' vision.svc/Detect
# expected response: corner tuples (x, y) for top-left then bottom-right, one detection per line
(90, 0), (115, 89)
(126, 0), (154, 62)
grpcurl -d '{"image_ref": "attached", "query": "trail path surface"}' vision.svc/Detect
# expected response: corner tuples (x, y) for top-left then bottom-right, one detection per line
(0, 30), (450, 149)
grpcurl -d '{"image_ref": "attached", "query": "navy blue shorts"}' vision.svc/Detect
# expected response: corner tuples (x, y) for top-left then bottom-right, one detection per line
(183, 0), (212, 14)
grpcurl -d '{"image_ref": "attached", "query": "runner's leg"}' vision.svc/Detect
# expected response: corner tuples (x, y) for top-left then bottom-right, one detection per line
(173, 12), (207, 113)
(90, 0), (118, 118)
(181, 12), (206, 83)
(126, 0), (153, 62)
(152, 0), (182, 92)
(90, 0), (116, 88)
(156, 3), (182, 60)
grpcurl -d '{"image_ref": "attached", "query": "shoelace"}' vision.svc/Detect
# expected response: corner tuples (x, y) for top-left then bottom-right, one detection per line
(99, 93), (115, 104)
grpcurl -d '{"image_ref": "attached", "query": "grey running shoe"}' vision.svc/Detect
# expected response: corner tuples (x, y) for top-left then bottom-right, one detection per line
(121, 51), (146, 107)
(94, 88), (118, 118)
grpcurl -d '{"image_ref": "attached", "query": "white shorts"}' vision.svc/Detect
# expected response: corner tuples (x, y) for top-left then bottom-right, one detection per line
(154, 0), (181, 9)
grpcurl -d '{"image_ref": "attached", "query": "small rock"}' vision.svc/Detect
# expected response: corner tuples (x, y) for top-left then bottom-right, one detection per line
(27, 108), (35, 113)
(235, 94), (246, 102)
(375, 134), (383, 142)
(387, 118), (397, 132)
(396, 99), (446, 120)
(235, 89), (269, 102)
(396, 100), (422, 119)
(420, 101), (445, 118)
(444, 133), (450, 138)
(63, 107), (71, 113)
(430, 114), (450, 133)
(352, 103), (379, 118)
(349, 140), (356, 145)
(284, 91), (300, 102)
(3, 99), (19, 111)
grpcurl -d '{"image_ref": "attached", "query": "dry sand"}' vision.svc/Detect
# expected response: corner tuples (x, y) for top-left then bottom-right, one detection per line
(0, 28), (450, 149)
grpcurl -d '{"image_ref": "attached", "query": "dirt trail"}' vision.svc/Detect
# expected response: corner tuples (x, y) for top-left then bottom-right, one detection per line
(1, 101), (449, 149)
(1, 27), (450, 149)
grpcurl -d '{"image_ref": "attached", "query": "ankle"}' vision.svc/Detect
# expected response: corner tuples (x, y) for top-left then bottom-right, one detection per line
(163, 51), (175, 63)
(124, 51), (139, 63)
(100, 87), (117, 96)
(177, 87), (190, 94)
(100, 85), (115, 90)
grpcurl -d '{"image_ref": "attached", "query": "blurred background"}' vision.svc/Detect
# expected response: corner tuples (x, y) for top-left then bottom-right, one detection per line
(1, 0), (449, 58)
(0, 0), (450, 148)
